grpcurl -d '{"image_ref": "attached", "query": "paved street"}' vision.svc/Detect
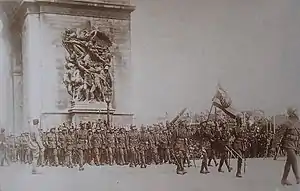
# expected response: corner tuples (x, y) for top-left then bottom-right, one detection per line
(0, 158), (299, 191)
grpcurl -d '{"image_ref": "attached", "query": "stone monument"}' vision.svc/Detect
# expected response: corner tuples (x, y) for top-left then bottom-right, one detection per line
(0, 0), (135, 132)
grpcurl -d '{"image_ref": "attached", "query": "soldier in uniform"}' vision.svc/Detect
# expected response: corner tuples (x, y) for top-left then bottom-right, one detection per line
(198, 122), (210, 174)
(65, 128), (74, 168)
(172, 121), (187, 175)
(115, 127), (127, 165)
(272, 107), (300, 185)
(26, 119), (45, 174)
(19, 133), (26, 163)
(216, 122), (232, 173)
(158, 128), (171, 164)
(57, 129), (66, 166)
(106, 128), (116, 166)
(128, 125), (139, 167)
(10, 135), (17, 162)
(98, 129), (106, 165)
(232, 116), (246, 178)
(184, 124), (193, 167)
(0, 128), (9, 166)
(207, 122), (218, 167)
(138, 126), (148, 168)
(24, 132), (32, 164)
(87, 128), (93, 164)
(148, 128), (159, 165)
(46, 127), (59, 166)
(76, 123), (88, 171)
(91, 128), (102, 166)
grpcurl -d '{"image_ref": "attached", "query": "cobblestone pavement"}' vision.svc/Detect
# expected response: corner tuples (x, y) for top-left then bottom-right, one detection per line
(0, 158), (299, 191)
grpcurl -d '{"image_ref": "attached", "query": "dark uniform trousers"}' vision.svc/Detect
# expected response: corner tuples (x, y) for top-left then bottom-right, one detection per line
(273, 119), (300, 184)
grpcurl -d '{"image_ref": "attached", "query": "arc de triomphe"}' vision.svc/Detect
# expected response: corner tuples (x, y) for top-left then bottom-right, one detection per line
(0, 0), (135, 133)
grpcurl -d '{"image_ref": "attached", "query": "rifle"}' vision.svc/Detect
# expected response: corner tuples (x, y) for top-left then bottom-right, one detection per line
(170, 108), (187, 125)
(225, 145), (246, 174)
(243, 157), (246, 174)
(170, 149), (184, 171)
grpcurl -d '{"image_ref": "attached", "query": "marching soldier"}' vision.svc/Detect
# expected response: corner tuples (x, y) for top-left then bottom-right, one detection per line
(128, 125), (139, 167)
(148, 128), (159, 165)
(87, 128), (93, 164)
(37, 128), (45, 167)
(139, 125), (148, 168)
(46, 127), (59, 166)
(76, 123), (88, 171)
(158, 128), (171, 164)
(272, 107), (300, 185)
(65, 128), (74, 168)
(99, 129), (107, 165)
(184, 124), (192, 167)
(217, 122), (232, 173)
(106, 128), (116, 166)
(91, 128), (103, 166)
(232, 116), (246, 178)
(57, 129), (66, 166)
(115, 127), (127, 165)
(0, 128), (9, 166)
(20, 133), (27, 163)
(198, 122), (210, 174)
(207, 122), (218, 167)
(172, 121), (187, 175)
(26, 119), (45, 174)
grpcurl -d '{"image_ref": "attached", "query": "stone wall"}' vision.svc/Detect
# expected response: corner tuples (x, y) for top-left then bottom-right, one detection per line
(0, 11), (14, 133)
(18, 1), (134, 130)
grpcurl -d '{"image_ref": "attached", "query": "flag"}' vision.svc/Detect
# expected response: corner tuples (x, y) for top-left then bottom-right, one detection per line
(212, 84), (239, 119)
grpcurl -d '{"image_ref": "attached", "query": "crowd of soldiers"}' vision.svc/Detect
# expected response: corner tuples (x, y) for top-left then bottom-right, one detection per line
(0, 115), (284, 177)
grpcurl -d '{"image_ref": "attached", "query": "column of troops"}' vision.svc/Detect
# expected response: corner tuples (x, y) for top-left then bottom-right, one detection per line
(1, 118), (283, 176)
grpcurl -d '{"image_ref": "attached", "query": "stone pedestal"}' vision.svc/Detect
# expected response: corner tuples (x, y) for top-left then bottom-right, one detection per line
(68, 101), (116, 125)
(4, 0), (135, 131)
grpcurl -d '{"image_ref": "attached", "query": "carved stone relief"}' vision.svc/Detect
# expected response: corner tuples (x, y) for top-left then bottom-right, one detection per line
(62, 21), (114, 103)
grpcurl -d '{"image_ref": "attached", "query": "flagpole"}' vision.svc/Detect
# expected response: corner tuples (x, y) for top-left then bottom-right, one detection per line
(206, 103), (214, 121)
(214, 105), (217, 122)
(273, 115), (276, 134)
(207, 83), (219, 122)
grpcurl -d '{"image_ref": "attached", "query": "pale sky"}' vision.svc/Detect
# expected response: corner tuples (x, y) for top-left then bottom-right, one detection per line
(131, 0), (300, 124)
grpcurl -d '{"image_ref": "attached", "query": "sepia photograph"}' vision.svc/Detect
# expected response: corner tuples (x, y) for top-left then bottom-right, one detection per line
(0, 0), (300, 191)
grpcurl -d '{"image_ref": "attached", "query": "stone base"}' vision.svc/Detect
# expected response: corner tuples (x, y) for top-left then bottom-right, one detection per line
(68, 101), (115, 114)
(65, 101), (133, 126)
(68, 101), (115, 125)
(40, 111), (134, 130)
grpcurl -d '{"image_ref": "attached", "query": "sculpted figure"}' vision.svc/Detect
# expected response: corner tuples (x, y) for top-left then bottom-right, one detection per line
(62, 23), (114, 103)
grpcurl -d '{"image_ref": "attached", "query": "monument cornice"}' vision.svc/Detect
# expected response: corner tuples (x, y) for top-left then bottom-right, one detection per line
(10, 0), (136, 30)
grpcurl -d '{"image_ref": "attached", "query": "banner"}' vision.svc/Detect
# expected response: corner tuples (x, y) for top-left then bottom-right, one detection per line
(212, 84), (239, 119)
